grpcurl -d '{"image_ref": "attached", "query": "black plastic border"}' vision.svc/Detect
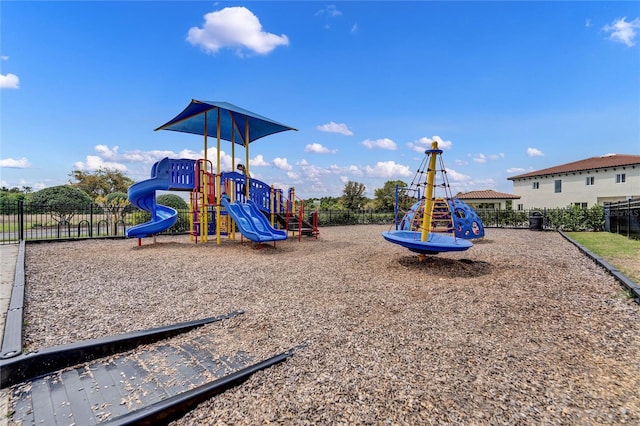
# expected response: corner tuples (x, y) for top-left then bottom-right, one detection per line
(102, 347), (296, 426)
(1, 241), (25, 360)
(0, 310), (244, 388)
(559, 231), (640, 304)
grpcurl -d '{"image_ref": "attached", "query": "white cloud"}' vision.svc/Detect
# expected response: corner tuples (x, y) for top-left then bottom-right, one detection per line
(473, 154), (487, 164)
(74, 155), (128, 172)
(0, 56), (8, 60)
(454, 159), (469, 166)
(362, 138), (397, 150)
(472, 152), (504, 163)
(74, 145), (209, 175)
(351, 23), (359, 33)
(346, 164), (362, 176)
(527, 147), (544, 157)
(273, 157), (292, 171)
(297, 159), (333, 180)
(0, 157), (31, 168)
(250, 154), (269, 167)
(407, 136), (452, 153)
(363, 161), (411, 178)
(507, 167), (526, 173)
(187, 6), (289, 56)
(95, 144), (119, 159)
(585, 19), (591, 28)
(0, 73), (19, 89)
(315, 5), (342, 17)
(316, 121), (353, 136)
(305, 143), (336, 154)
(603, 17), (640, 47)
(446, 168), (471, 183)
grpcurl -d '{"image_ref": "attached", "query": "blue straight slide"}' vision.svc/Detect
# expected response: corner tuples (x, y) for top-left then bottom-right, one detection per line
(221, 198), (287, 243)
(126, 158), (179, 238)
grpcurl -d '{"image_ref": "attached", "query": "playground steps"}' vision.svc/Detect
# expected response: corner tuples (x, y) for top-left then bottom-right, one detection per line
(430, 198), (454, 234)
(9, 335), (255, 425)
(274, 213), (317, 237)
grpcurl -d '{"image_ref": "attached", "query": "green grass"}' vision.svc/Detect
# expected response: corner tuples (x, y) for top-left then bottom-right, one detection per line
(565, 232), (640, 284)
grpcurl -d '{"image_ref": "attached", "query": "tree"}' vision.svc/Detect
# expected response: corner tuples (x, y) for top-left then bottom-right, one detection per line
(341, 181), (367, 210)
(157, 194), (189, 232)
(30, 185), (92, 223)
(304, 196), (341, 210)
(69, 168), (134, 201)
(374, 180), (408, 210)
(0, 187), (27, 213)
(157, 194), (189, 210)
(96, 191), (133, 235)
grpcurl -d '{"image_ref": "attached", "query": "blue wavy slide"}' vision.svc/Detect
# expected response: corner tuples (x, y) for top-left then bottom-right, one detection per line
(221, 198), (287, 243)
(126, 158), (178, 238)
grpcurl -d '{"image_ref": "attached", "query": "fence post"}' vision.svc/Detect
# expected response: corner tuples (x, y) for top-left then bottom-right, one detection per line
(18, 200), (24, 241)
(628, 199), (631, 239)
(90, 204), (94, 237)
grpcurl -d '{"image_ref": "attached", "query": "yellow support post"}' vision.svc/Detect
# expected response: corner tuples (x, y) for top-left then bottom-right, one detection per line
(201, 169), (208, 242)
(420, 141), (439, 242)
(245, 118), (250, 199)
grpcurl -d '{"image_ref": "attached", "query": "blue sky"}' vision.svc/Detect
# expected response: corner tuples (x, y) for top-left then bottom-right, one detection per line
(1, 1), (639, 199)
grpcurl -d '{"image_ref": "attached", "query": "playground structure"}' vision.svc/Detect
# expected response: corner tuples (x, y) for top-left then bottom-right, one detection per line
(126, 100), (319, 245)
(382, 141), (484, 258)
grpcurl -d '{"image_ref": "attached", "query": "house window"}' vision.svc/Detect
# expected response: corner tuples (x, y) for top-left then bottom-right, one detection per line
(554, 179), (562, 193)
(585, 176), (594, 186)
(616, 173), (626, 183)
(574, 202), (588, 208)
(532, 181), (539, 189)
(517, 204), (524, 211)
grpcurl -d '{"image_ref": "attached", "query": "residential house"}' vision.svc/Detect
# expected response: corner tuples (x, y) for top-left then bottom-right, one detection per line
(456, 189), (521, 210)
(507, 154), (640, 209)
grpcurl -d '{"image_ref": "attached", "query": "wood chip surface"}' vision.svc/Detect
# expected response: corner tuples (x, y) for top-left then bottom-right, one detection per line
(21, 226), (640, 424)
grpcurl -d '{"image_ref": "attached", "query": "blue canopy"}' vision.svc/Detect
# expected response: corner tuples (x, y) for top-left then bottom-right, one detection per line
(154, 99), (297, 145)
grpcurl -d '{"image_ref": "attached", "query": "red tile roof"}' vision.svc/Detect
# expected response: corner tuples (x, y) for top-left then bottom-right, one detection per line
(456, 189), (521, 199)
(508, 154), (640, 180)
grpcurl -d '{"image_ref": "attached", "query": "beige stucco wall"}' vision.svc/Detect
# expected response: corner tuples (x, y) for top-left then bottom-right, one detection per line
(511, 165), (639, 209)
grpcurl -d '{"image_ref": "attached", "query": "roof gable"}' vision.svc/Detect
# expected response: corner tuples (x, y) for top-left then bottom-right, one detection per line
(456, 189), (521, 200)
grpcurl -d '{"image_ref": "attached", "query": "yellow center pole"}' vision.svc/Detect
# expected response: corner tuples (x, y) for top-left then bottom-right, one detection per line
(420, 141), (439, 242)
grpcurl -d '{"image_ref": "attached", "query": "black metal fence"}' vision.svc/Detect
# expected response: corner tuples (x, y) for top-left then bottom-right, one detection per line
(0, 200), (617, 244)
(604, 199), (640, 240)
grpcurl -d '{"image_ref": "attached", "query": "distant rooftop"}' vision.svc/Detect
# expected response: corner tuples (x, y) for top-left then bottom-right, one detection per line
(508, 154), (640, 180)
(456, 189), (520, 200)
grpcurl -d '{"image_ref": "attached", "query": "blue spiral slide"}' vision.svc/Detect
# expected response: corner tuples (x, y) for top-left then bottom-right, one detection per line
(126, 158), (194, 238)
